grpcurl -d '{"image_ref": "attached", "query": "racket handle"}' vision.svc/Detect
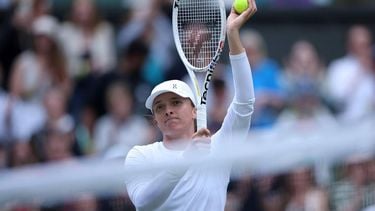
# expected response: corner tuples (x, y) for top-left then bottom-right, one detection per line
(196, 105), (207, 130)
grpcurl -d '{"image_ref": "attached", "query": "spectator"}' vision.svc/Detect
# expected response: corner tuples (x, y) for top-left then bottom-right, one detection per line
(13, 0), (51, 32)
(330, 155), (375, 211)
(276, 39), (337, 132)
(238, 175), (286, 211)
(9, 15), (70, 102)
(59, 0), (116, 78)
(0, 91), (45, 143)
(58, 0), (115, 121)
(93, 82), (151, 159)
(117, 0), (174, 85)
(94, 39), (152, 116)
(284, 167), (329, 211)
(325, 25), (375, 123)
(281, 40), (327, 103)
(11, 0), (52, 50)
(7, 141), (38, 167)
(276, 40), (338, 187)
(239, 29), (285, 129)
(41, 86), (74, 137)
(42, 121), (76, 162)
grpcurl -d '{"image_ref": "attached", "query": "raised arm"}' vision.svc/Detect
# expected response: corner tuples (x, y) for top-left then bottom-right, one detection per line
(227, 0), (257, 106)
(213, 0), (257, 143)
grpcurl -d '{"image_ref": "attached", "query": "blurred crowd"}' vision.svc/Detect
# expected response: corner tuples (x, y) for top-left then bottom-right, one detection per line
(0, 0), (374, 210)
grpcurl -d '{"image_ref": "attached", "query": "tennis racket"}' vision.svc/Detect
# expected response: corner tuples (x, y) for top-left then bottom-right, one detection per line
(172, 0), (226, 130)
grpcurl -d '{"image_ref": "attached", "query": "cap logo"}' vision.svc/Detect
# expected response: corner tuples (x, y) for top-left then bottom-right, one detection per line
(173, 84), (177, 89)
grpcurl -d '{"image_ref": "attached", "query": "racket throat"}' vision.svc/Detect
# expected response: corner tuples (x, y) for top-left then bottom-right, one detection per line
(201, 68), (213, 105)
(200, 52), (220, 105)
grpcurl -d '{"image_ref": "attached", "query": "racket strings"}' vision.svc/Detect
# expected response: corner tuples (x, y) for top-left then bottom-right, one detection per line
(177, 0), (222, 69)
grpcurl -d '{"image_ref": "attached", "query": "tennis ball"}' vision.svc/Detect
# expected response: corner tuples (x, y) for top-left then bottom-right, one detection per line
(233, 0), (249, 14)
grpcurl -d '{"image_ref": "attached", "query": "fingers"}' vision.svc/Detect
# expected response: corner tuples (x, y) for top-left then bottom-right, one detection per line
(184, 128), (212, 159)
(240, 0), (257, 20)
(192, 128), (211, 139)
(227, 0), (257, 32)
(249, 0), (258, 16)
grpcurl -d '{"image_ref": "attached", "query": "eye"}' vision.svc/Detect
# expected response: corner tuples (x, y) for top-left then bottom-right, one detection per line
(154, 104), (165, 113)
(172, 100), (182, 106)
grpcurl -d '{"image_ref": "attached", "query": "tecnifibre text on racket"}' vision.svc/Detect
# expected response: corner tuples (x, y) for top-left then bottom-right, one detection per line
(172, 0), (226, 130)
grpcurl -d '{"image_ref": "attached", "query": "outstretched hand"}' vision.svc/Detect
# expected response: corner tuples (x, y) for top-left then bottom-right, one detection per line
(227, 0), (257, 33)
(227, 0), (257, 54)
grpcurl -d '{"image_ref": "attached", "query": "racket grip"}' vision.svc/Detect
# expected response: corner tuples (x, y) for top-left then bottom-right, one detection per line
(196, 105), (207, 130)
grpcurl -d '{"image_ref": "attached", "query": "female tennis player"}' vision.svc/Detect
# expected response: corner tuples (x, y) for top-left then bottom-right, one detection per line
(124, 1), (257, 210)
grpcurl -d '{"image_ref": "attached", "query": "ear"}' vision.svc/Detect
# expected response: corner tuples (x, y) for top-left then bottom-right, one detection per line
(151, 119), (158, 126)
(151, 115), (159, 127)
(192, 107), (197, 119)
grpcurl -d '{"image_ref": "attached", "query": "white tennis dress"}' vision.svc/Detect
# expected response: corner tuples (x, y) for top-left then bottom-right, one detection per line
(125, 52), (255, 211)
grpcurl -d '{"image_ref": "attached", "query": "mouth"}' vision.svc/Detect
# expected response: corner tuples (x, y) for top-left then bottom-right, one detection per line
(165, 117), (179, 124)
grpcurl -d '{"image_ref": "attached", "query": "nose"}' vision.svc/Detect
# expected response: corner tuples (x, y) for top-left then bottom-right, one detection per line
(164, 106), (174, 116)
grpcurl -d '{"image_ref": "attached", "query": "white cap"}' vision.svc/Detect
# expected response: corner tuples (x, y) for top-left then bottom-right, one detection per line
(32, 15), (58, 40)
(145, 80), (196, 110)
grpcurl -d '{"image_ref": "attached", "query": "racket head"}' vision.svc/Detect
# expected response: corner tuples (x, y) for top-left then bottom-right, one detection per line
(172, 0), (226, 73)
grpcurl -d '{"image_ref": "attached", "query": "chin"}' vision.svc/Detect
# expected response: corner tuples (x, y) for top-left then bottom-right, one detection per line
(163, 124), (185, 134)
(166, 124), (183, 131)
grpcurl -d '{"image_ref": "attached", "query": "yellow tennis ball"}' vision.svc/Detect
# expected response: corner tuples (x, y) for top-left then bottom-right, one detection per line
(233, 0), (249, 14)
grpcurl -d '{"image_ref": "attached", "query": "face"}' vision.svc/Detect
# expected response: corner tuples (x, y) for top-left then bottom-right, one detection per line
(34, 35), (54, 54)
(73, 0), (96, 25)
(43, 88), (66, 119)
(289, 168), (312, 191)
(108, 86), (132, 120)
(45, 132), (72, 161)
(348, 26), (372, 57)
(152, 92), (196, 138)
(289, 40), (320, 74)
